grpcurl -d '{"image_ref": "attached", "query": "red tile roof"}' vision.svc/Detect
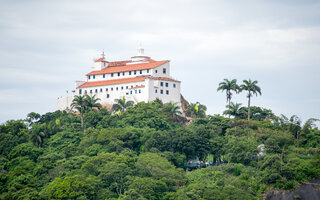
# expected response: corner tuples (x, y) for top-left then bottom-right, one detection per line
(149, 77), (181, 82)
(87, 60), (169, 76)
(78, 76), (150, 88)
(95, 57), (107, 62)
(108, 60), (132, 67)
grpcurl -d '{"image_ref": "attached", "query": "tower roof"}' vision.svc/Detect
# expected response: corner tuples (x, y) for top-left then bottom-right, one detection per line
(87, 60), (169, 76)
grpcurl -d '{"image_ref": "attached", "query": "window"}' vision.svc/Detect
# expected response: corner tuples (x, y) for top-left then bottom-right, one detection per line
(103, 74), (105, 78)
(118, 72), (120, 76)
(79, 89), (82, 95)
(130, 90), (132, 94)
(139, 89), (141, 93)
(93, 75), (95, 79)
(121, 86), (123, 90)
(84, 90), (87, 94)
(90, 90), (92, 94)
(123, 72), (125, 76)
(165, 82), (168, 87)
(107, 94), (110, 98)
(129, 71), (132, 75)
(155, 70), (158, 73)
(111, 87), (113, 91)
(173, 83), (176, 88)
(155, 89), (157, 93)
(131, 85), (133, 88)
(166, 90), (169, 95)
(163, 68), (166, 74)
(140, 70), (142, 74)
(106, 88), (108, 92)
(134, 70), (136, 75)
(147, 69), (149, 73)
(126, 92), (129, 95)
(88, 75), (91, 79)
(135, 90), (137, 94)
(111, 73), (114, 77)
(100, 88), (102, 92)
(95, 89), (98, 93)
(160, 82), (163, 86)
(116, 87), (118, 91)
(160, 89), (163, 94)
(126, 86), (128, 89)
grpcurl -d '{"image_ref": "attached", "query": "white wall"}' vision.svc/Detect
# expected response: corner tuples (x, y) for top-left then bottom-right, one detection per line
(147, 78), (181, 104)
(151, 62), (171, 78)
(58, 78), (181, 111)
(76, 80), (146, 105)
(57, 95), (74, 111)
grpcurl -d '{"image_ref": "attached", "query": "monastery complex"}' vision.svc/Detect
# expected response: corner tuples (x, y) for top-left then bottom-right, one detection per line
(57, 47), (182, 110)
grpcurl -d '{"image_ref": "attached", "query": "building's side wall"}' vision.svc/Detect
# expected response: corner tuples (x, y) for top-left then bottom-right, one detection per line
(147, 78), (181, 104)
(57, 96), (74, 111)
(150, 62), (171, 78)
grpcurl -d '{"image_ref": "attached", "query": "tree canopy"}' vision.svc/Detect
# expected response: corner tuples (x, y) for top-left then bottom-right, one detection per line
(0, 101), (319, 200)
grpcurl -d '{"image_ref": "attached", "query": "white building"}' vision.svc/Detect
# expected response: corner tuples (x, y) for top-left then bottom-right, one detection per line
(57, 47), (181, 110)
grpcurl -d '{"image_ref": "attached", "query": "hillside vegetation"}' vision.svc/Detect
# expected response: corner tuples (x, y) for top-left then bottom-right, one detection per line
(0, 100), (319, 200)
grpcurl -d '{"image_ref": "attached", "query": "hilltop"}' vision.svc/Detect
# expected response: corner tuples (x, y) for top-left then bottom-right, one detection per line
(0, 100), (319, 199)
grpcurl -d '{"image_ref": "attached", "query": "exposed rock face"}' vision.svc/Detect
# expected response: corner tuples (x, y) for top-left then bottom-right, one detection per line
(263, 178), (320, 200)
(180, 94), (189, 115)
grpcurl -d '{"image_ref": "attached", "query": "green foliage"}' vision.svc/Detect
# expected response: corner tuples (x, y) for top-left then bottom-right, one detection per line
(223, 136), (259, 165)
(217, 78), (240, 105)
(121, 102), (172, 130)
(112, 96), (134, 112)
(185, 102), (207, 118)
(0, 103), (319, 199)
(240, 79), (262, 121)
(43, 175), (96, 199)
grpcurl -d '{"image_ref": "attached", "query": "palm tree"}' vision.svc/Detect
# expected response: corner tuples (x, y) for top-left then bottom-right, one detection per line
(279, 115), (318, 148)
(217, 79), (240, 106)
(164, 102), (182, 120)
(71, 95), (88, 129)
(112, 97), (134, 112)
(85, 94), (102, 110)
(185, 102), (207, 118)
(240, 79), (261, 121)
(223, 102), (242, 118)
(30, 124), (46, 148)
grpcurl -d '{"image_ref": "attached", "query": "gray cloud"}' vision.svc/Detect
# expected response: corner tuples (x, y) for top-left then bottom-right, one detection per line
(0, 0), (319, 124)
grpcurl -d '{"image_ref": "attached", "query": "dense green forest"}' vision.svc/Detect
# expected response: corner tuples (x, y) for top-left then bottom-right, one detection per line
(0, 97), (319, 199)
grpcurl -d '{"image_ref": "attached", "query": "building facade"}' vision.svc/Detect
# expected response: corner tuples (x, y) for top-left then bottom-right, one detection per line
(57, 48), (181, 110)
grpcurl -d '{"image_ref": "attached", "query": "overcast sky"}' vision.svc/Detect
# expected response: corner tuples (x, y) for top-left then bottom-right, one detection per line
(0, 0), (319, 124)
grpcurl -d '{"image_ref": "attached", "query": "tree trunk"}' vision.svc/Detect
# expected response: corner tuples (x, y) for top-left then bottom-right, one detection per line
(248, 96), (251, 121)
(81, 113), (84, 129)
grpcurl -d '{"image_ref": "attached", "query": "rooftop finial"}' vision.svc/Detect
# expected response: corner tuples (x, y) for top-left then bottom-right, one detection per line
(101, 50), (105, 58)
(137, 43), (144, 56)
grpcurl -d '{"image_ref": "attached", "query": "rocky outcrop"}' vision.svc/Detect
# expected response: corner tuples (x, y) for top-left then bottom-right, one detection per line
(180, 94), (189, 115)
(263, 178), (320, 200)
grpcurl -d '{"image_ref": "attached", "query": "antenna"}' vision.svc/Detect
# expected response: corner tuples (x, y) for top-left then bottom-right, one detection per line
(101, 50), (105, 58)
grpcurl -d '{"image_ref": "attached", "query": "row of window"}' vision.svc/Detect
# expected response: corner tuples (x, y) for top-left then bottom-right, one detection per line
(105, 89), (142, 98)
(89, 69), (154, 80)
(88, 68), (167, 80)
(160, 82), (176, 88)
(79, 85), (141, 94)
(155, 89), (170, 95)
